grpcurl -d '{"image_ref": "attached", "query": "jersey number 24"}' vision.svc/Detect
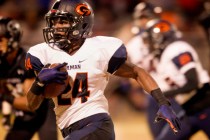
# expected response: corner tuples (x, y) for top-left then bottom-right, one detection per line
(57, 73), (90, 105)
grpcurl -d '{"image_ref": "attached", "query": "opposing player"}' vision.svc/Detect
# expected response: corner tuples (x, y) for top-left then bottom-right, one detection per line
(0, 17), (56, 140)
(25, 0), (181, 139)
(142, 19), (210, 140)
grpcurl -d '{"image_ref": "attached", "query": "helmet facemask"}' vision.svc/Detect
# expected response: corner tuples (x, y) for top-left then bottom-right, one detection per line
(43, 0), (94, 53)
(143, 19), (177, 58)
(43, 14), (77, 52)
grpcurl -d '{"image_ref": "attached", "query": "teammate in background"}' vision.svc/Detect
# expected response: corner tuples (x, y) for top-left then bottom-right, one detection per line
(125, 2), (210, 140)
(123, 2), (162, 111)
(142, 19), (210, 140)
(125, 2), (181, 138)
(127, 2), (162, 65)
(0, 17), (57, 140)
(25, 0), (181, 139)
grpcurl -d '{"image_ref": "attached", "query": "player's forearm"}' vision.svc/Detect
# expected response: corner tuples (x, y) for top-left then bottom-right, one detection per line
(115, 62), (160, 92)
(134, 66), (170, 106)
(27, 91), (44, 111)
(134, 66), (159, 93)
(114, 62), (169, 105)
(13, 96), (32, 112)
(27, 81), (45, 111)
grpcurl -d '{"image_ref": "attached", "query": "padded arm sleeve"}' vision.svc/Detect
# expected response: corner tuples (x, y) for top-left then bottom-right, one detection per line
(25, 53), (44, 72)
(164, 68), (198, 97)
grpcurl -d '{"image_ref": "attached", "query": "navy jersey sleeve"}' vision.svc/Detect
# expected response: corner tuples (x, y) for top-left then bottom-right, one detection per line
(25, 53), (44, 73)
(107, 44), (127, 74)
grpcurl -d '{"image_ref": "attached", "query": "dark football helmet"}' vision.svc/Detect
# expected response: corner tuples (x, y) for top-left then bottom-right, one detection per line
(43, 0), (94, 53)
(133, 2), (162, 20)
(142, 19), (180, 57)
(0, 17), (22, 56)
(131, 2), (162, 34)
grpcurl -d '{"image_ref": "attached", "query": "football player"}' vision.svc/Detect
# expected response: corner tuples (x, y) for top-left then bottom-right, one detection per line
(25, 0), (181, 139)
(0, 17), (57, 140)
(142, 19), (210, 140)
(125, 2), (182, 138)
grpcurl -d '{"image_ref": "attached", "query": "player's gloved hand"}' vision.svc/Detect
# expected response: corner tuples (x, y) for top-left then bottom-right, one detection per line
(37, 62), (68, 84)
(155, 104), (181, 134)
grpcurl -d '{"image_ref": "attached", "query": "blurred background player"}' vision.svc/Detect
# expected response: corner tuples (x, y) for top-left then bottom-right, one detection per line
(113, 1), (163, 112)
(141, 19), (210, 139)
(125, 2), (210, 140)
(0, 16), (57, 140)
(125, 2), (186, 139)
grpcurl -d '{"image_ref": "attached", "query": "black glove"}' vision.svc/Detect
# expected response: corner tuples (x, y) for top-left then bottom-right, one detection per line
(155, 104), (181, 134)
(37, 62), (68, 84)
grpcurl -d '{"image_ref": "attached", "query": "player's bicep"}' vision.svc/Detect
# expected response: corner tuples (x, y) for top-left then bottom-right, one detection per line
(114, 61), (137, 78)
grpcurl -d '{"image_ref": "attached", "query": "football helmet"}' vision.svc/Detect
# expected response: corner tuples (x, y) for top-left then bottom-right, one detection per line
(43, 0), (94, 53)
(133, 2), (162, 20)
(131, 2), (162, 34)
(142, 19), (179, 57)
(0, 17), (22, 56)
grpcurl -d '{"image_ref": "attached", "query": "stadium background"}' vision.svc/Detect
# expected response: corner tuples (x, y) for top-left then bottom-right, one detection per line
(0, 0), (209, 139)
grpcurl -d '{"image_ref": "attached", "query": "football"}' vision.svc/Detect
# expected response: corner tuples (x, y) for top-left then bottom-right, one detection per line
(43, 63), (71, 98)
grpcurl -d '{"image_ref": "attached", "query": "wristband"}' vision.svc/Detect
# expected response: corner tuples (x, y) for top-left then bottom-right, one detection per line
(36, 77), (45, 87)
(151, 88), (170, 106)
(30, 81), (45, 95)
(37, 81), (45, 87)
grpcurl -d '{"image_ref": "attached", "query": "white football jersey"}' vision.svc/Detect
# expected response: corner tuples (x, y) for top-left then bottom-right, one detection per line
(26, 36), (127, 129)
(126, 35), (150, 69)
(152, 40), (210, 104)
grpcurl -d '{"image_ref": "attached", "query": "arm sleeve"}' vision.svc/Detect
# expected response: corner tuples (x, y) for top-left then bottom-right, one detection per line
(107, 44), (127, 74)
(25, 53), (44, 73)
(164, 68), (198, 97)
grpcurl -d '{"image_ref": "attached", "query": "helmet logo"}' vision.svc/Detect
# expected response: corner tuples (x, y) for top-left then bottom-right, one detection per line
(75, 4), (91, 16)
(153, 22), (170, 33)
(50, 9), (58, 13)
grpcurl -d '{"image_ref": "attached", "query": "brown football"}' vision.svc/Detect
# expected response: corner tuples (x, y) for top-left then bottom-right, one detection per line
(43, 63), (70, 98)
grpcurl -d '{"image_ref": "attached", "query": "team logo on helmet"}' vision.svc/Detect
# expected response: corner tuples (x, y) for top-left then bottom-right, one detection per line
(153, 22), (170, 33)
(50, 9), (58, 14)
(75, 4), (91, 16)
